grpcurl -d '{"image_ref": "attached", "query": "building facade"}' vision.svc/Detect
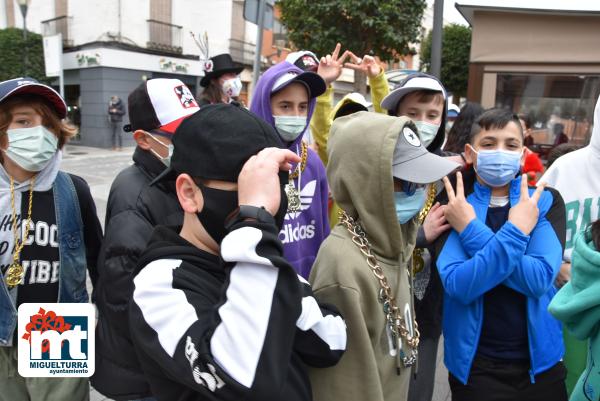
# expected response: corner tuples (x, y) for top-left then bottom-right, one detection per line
(458, 2), (600, 147)
(1, 0), (259, 147)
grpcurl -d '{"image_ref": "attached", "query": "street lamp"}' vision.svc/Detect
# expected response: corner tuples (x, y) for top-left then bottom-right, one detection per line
(17, 0), (29, 76)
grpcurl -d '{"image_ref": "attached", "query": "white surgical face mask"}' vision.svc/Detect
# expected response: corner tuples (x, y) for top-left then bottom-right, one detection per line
(414, 120), (440, 148)
(273, 115), (307, 142)
(4, 126), (58, 172)
(147, 132), (173, 167)
(222, 77), (242, 99)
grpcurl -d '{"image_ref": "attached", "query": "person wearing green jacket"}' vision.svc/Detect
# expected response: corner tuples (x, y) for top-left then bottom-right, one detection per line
(308, 111), (459, 401)
(549, 220), (600, 401)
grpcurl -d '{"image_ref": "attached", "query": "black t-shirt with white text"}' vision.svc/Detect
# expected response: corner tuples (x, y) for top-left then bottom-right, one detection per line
(0, 174), (102, 307)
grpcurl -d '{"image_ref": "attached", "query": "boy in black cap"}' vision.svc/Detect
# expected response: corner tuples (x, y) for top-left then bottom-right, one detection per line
(92, 78), (199, 400)
(129, 103), (346, 401)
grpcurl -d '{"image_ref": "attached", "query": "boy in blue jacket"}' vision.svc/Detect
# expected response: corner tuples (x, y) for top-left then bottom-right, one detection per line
(435, 108), (567, 401)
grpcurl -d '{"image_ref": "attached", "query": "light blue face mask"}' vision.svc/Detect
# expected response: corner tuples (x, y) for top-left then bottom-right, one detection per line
(4, 126), (58, 172)
(394, 188), (426, 224)
(414, 120), (440, 148)
(273, 115), (307, 142)
(471, 146), (522, 187)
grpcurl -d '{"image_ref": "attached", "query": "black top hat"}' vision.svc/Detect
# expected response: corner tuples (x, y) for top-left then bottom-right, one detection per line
(200, 54), (244, 87)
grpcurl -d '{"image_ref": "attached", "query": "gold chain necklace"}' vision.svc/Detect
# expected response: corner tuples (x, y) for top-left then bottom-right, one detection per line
(285, 142), (308, 213)
(412, 184), (437, 275)
(5, 176), (35, 288)
(289, 141), (307, 179)
(339, 210), (420, 372)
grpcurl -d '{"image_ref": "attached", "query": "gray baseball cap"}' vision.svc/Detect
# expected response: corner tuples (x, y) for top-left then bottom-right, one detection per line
(392, 126), (460, 183)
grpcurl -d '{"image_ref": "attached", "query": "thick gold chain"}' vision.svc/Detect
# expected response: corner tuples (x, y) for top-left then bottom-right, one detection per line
(289, 141), (308, 179)
(412, 184), (438, 275)
(5, 176), (35, 288)
(339, 210), (420, 350)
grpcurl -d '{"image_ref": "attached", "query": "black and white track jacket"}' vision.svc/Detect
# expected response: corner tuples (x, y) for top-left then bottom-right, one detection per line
(129, 220), (347, 401)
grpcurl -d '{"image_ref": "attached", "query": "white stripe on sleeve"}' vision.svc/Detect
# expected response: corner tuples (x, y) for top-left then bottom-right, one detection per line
(296, 296), (347, 351)
(132, 259), (199, 357)
(213, 227), (279, 388)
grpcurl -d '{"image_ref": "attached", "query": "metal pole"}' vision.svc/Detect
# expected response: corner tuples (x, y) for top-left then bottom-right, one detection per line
(251, 0), (266, 90)
(19, 4), (28, 76)
(431, 0), (444, 79)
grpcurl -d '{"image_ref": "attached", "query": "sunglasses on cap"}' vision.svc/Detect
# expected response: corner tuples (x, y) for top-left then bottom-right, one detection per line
(400, 180), (426, 196)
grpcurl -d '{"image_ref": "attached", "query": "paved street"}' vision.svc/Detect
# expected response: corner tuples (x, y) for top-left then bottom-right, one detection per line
(59, 144), (451, 401)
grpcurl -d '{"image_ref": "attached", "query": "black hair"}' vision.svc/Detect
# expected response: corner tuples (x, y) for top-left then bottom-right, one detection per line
(470, 108), (523, 143)
(444, 102), (485, 153)
(589, 219), (600, 252)
(518, 113), (532, 130)
(546, 143), (580, 169)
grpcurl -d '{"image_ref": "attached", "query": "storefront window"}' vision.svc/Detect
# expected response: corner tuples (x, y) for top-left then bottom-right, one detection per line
(495, 74), (599, 149)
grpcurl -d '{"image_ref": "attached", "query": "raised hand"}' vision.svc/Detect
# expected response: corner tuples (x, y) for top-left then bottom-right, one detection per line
(442, 172), (476, 233)
(238, 148), (301, 216)
(317, 43), (349, 86)
(344, 52), (381, 78)
(423, 202), (451, 243)
(508, 175), (545, 235)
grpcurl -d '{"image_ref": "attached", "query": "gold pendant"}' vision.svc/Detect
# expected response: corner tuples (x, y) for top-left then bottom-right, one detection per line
(5, 262), (24, 287)
(285, 182), (301, 212)
(412, 249), (425, 275)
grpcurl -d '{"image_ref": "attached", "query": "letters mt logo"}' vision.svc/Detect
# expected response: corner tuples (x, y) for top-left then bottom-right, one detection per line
(18, 303), (95, 377)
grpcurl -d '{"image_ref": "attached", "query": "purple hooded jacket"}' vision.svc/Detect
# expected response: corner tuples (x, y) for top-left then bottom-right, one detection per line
(250, 61), (330, 278)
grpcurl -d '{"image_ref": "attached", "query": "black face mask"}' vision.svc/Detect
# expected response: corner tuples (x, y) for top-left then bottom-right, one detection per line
(196, 183), (238, 245)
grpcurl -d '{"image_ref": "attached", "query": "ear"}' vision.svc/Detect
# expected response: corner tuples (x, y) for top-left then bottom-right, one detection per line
(176, 174), (203, 214)
(133, 130), (151, 150)
(464, 143), (475, 165)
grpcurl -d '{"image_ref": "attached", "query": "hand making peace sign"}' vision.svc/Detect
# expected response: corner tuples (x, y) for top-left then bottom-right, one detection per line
(442, 172), (476, 233)
(508, 175), (546, 235)
(344, 52), (382, 79)
(317, 43), (349, 86)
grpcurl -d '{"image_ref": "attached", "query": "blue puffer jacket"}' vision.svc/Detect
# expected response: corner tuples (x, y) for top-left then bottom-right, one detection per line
(436, 175), (566, 384)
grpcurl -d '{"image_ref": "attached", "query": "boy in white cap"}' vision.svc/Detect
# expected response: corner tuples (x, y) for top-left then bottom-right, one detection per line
(92, 79), (199, 400)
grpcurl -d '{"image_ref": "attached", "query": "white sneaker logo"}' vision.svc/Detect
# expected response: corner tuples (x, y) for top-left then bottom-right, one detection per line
(285, 180), (317, 220)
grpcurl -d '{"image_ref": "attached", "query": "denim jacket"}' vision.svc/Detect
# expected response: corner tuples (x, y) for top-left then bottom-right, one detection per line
(0, 172), (88, 346)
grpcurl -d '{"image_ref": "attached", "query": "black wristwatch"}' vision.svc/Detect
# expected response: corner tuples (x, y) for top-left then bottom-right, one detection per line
(225, 205), (276, 229)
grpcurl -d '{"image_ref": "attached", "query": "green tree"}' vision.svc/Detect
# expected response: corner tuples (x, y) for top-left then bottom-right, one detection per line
(0, 28), (50, 82)
(277, 0), (427, 93)
(420, 23), (471, 101)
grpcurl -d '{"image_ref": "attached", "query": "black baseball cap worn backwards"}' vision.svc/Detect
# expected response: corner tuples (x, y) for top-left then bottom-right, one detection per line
(153, 103), (285, 185)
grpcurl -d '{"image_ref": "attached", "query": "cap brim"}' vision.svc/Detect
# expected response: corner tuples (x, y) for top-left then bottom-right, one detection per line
(1, 84), (67, 118)
(393, 152), (460, 184)
(159, 115), (189, 134)
(273, 71), (326, 99)
(200, 66), (244, 87)
(381, 76), (446, 112)
(381, 87), (423, 112)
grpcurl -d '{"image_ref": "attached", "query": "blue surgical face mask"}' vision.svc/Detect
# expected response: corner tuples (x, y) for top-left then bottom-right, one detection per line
(273, 115), (307, 142)
(470, 145), (522, 187)
(4, 126), (58, 172)
(394, 188), (426, 224)
(414, 120), (440, 148)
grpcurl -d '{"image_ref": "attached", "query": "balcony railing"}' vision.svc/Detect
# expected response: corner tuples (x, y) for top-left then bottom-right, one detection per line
(229, 38), (255, 66)
(147, 19), (182, 54)
(41, 16), (73, 47)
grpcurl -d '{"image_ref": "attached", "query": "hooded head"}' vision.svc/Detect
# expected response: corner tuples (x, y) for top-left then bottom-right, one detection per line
(327, 111), (459, 259)
(250, 61), (326, 148)
(381, 72), (448, 153)
(330, 92), (371, 121)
